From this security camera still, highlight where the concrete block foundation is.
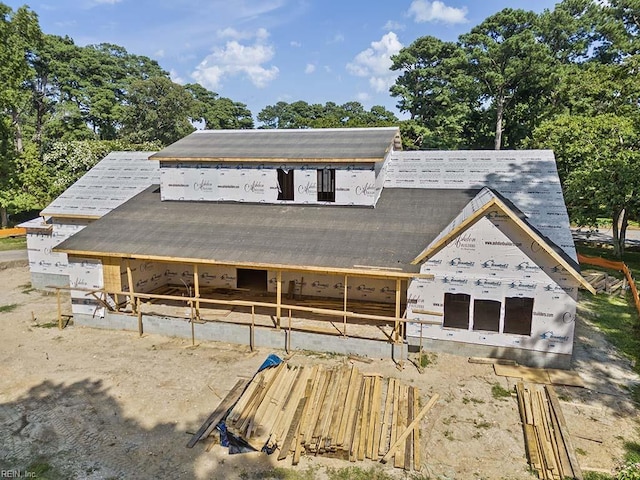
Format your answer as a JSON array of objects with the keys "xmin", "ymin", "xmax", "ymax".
[
  {"xmin": 407, "ymin": 335, "xmax": 572, "ymax": 369},
  {"xmin": 73, "ymin": 312, "xmax": 408, "ymax": 361}
]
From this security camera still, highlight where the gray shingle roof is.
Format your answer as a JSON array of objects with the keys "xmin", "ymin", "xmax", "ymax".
[
  {"xmin": 150, "ymin": 127, "xmax": 400, "ymax": 162},
  {"xmin": 54, "ymin": 186, "xmax": 479, "ymax": 273},
  {"xmin": 41, "ymin": 152, "xmax": 159, "ymax": 218}
]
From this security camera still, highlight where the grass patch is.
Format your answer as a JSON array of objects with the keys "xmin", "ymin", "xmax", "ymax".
[
  {"xmin": 327, "ymin": 466, "xmax": 400, "ymax": 480},
  {"xmin": 579, "ymin": 292, "xmax": 640, "ymax": 374},
  {"xmin": 474, "ymin": 420, "xmax": 492, "ymax": 429},
  {"xmin": 0, "ymin": 303, "xmax": 18, "ymax": 313},
  {"xmin": 0, "ymin": 236, "xmax": 26, "ymax": 251},
  {"xmin": 32, "ymin": 321, "xmax": 58, "ymax": 329},
  {"xmin": 240, "ymin": 467, "xmax": 315, "ymax": 480},
  {"xmin": 491, "ymin": 383, "xmax": 512, "ymax": 399},
  {"xmin": 462, "ymin": 396, "xmax": 485, "ymax": 405},
  {"xmin": 25, "ymin": 459, "xmax": 68, "ymax": 479},
  {"xmin": 419, "ymin": 352, "xmax": 437, "ymax": 368},
  {"xmin": 584, "ymin": 472, "xmax": 614, "ymax": 480}
]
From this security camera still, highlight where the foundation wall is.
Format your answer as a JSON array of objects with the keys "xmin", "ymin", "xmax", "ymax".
[{"xmin": 74, "ymin": 311, "xmax": 407, "ymax": 360}]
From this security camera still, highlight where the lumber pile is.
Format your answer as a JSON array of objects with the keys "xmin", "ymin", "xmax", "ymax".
[
  {"xmin": 192, "ymin": 361, "xmax": 439, "ymax": 470},
  {"xmin": 515, "ymin": 382, "xmax": 583, "ymax": 480}
]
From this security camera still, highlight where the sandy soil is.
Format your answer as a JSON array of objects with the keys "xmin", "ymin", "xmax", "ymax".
[{"xmin": 1, "ymin": 262, "xmax": 638, "ymax": 480}]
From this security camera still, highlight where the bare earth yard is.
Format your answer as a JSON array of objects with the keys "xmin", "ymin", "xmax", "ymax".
[{"xmin": 1, "ymin": 262, "xmax": 638, "ymax": 479}]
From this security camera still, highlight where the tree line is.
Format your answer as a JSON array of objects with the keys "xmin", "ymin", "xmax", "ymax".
[{"xmin": 1, "ymin": 1, "xmax": 639, "ymax": 255}]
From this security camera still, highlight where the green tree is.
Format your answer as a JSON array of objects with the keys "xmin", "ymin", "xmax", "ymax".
[
  {"xmin": 257, "ymin": 101, "xmax": 397, "ymax": 129},
  {"xmin": 531, "ymin": 114, "xmax": 639, "ymax": 257},
  {"xmin": 459, "ymin": 8, "xmax": 558, "ymax": 149},
  {"xmin": 0, "ymin": 4, "xmax": 43, "ymax": 226},
  {"xmin": 120, "ymin": 76, "xmax": 195, "ymax": 145},
  {"xmin": 185, "ymin": 83, "xmax": 253, "ymax": 129},
  {"xmin": 390, "ymin": 36, "xmax": 472, "ymax": 148},
  {"xmin": 43, "ymin": 139, "xmax": 162, "ymax": 197}
]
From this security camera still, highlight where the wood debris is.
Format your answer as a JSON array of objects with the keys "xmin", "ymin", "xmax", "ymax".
[
  {"xmin": 515, "ymin": 382, "xmax": 584, "ymax": 480},
  {"xmin": 190, "ymin": 360, "xmax": 439, "ymax": 471}
]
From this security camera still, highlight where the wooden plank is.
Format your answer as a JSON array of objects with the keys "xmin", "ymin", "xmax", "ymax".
[
  {"xmin": 378, "ymin": 377, "xmax": 395, "ymax": 457},
  {"xmin": 358, "ymin": 376, "xmax": 371, "ymax": 461},
  {"xmin": 394, "ymin": 384, "xmax": 408, "ymax": 469},
  {"xmin": 316, "ymin": 368, "xmax": 342, "ymax": 453},
  {"xmin": 310, "ymin": 369, "xmax": 334, "ymax": 449},
  {"xmin": 327, "ymin": 366, "xmax": 352, "ymax": 450},
  {"xmin": 371, "ymin": 377, "xmax": 383, "ymax": 459},
  {"xmin": 272, "ymin": 367, "xmax": 308, "ymax": 447},
  {"xmin": 277, "ymin": 396, "xmax": 307, "ymax": 461},
  {"xmin": 546, "ymin": 385, "xmax": 584, "ymax": 480},
  {"xmin": 468, "ymin": 357, "xmax": 517, "ymax": 366},
  {"xmin": 187, "ymin": 378, "xmax": 248, "ymax": 448},
  {"xmin": 293, "ymin": 378, "xmax": 315, "ymax": 465},
  {"xmin": 343, "ymin": 373, "xmax": 363, "ymax": 452},
  {"xmin": 366, "ymin": 376, "xmax": 380, "ymax": 459},
  {"xmin": 413, "ymin": 386, "xmax": 420, "ymax": 470},
  {"xmin": 405, "ymin": 386, "xmax": 414, "ymax": 470},
  {"xmin": 494, "ymin": 364, "xmax": 551, "ymax": 384},
  {"xmin": 547, "ymin": 369, "xmax": 585, "ymax": 388},
  {"xmin": 389, "ymin": 378, "xmax": 400, "ymax": 464},
  {"xmin": 348, "ymin": 378, "xmax": 366, "ymax": 462},
  {"xmin": 337, "ymin": 366, "xmax": 360, "ymax": 448},
  {"xmin": 381, "ymin": 393, "xmax": 439, "ymax": 464}
]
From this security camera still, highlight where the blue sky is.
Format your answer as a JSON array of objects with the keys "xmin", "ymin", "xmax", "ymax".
[{"xmin": 7, "ymin": 0, "xmax": 560, "ymax": 121}]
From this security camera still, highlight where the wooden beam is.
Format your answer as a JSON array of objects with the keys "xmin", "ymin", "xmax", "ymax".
[
  {"xmin": 276, "ymin": 270, "xmax": 282, "ymax": 329},
  {"xmin": 126, "ymin": 259, "xmax": 135, "ymax": 313},
  {"xmin": 187, "ymin": 378, "xmax": 248, "ymax": 448},
  {"xmin": 395, "ymin": 278, "xmax": 401, "ymax": 343},
  {"xmin": 343, "ymin": 275, "xmax": 348, "ymax": 337},
  {"xmin": 411, "ymin": 199, "xmax": 498, "ymax": 265},
  {"xmin": 381, "ymin": 393, "xmax": 439, "ymax": 464},
  {"xmin": 57, "ymin": 252, "xmax": 424, "ymax": 280},
  {"xmin": 193, "ymin": 263, "xmax": 200, "ymax": 318}
]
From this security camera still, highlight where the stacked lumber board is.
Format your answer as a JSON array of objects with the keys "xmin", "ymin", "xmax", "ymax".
[
  {"xmin": 194, "ymin": 361, "xmax": 438, "ymax": 470},
  {"xmin": 515, "ymin": 382, "xmax": 583, "ymax": 480}
]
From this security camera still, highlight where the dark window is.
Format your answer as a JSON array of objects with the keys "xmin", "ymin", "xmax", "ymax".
[
  {"xmin": 277, "ymin": 168, "xmax": 294, "ymax": 201},
  {"xmin": 473, "ymin": 299, "xmax": 501, "ymax": 332},
  {"xmin": 503, "ymin": 297, "xmax": 534, "ymax": 335},
  {"xmin": 317, "ymin": 168, "xmax": 335, "ymax": 202},
  {"xmin": 237, "ymin": 269, "xmax": 268, "ymax": 292},
  {"xmin": 443, "ymin": 293, "xmax": 470, "ymax": 329}
]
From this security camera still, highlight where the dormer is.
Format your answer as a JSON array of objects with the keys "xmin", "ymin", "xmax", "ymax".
[{"xmin": 150, "ymin": 127, "xmax": 401, "ymax": 207}]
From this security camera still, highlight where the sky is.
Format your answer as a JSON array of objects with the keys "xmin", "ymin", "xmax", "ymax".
[{"xmin": 6, "ymin": 0, "xmax": 561, "ymax": 122}]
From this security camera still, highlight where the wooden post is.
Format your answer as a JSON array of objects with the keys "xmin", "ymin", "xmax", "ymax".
[
  {"xmin": 190, "ymin": 301, "xmax": 195, "ymax": 346},
  {"xmin": 394, "ymin": 278, "xmax": 401, "ymax": 343},
  {"xmin": 276, "ymin": 270, "xmax": 282, "ymax": 329},
  {"xmin": 288, "ymin": 308, "xmax": 292, "ymax": 353},
  {"xmin": 126, "ymin": 259, "xmax": 135, "ymax": 313},
  {"xmin": 57, "ymin": 288, "xmax": 62, "ymax": 330},
  {"xmin": 250, "ymin": 305, "xmax": 255, "ymax": 352},
  {"xmin": 193, "ymin": 263, "xmax": 200, "ymax": 319},
  {"xmin": 343, "ymin": 275, "xmax": 348, "ymax": 337},
  {"xmin": 137, "ymin": 297, "xmax": 143, "ymax": 336}
]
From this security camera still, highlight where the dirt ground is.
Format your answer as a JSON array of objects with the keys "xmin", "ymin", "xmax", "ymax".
[{"xmin": 1, "ymin": 262, "xmax": 639, "ymax": 480}]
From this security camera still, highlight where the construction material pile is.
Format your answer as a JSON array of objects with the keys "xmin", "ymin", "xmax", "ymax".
[
  {"xmin": 189, "ymin": 358, "xmax": 439, "ymax": 471},
  {"xmin": 515, "ymin": 382, "xmax": 583, "ymax": 480}
]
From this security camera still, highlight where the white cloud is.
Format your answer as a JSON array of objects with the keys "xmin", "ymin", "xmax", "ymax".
[
  {"xmin": 329, "ymin": 33, "xmax": 345, "ymax": 44},
  {"xmin": 305, "ymin": 63, "xmax": 316, "ymax": 74},
  {"xmin": 93, "ymin": 0, "xmax": 122, "ymax": 4},
  {"xmin": 217, "ymin": 27, "xmax": 269, "ymax": 41},
  {"xmin": 192, "ymin": 30, "xmax": 279, "ymax": 89},
  {"xmin": 407, "ymin": 0, "xmax": 468, "ymax": 24},
  {"xmin": 346, "ymin": 32, "xmax": 403, "ymax": 93},
  {"xmin": 383, "ymin": 20, "xmax": 405, "ymax": 31},
  {"xmin": 290, "ymin": 40, "xmax": 302, "ymax": 48},
  {"xmin": 356, "ymin": 92, "xmax": 371, "ymax": 102},
  {"xmin": 170, "ymin": 69, "xmax": 185, "ymax": 85},
  {"xmin": 155, "ymin": 49, "xmax": 165, "ymax": 59}
]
